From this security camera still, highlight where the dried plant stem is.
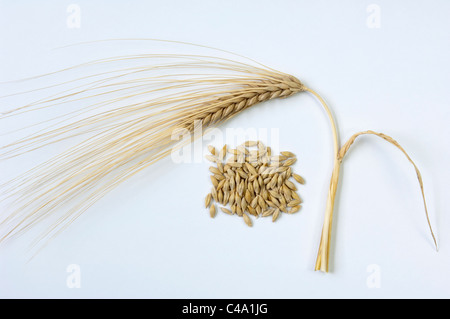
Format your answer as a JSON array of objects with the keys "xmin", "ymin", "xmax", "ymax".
[
  {"xmin": 314, "ymin": 128, "xmax": 438, "ymax": 273},
  {"xmin": 338, "ymin": 131, "xmax": 438, "ymax": 249},
  {"xmin": 303, "ymin": 88, "xmax": 341, "ymax": 273}
]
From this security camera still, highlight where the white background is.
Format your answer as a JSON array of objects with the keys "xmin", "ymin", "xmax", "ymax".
[{"xmin": 0, "ymin": 0, "xmax": 449, "ymax": 298}]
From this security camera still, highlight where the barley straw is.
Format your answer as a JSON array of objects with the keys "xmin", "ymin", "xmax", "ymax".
[{"xmin": 302, "ymin": 88, "xmax": 437, "ymax": 272}]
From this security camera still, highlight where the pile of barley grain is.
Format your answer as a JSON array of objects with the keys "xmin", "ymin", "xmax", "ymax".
[{"xmin": 204, "ymin": 141, "xmax": 305, "ymax": 227}]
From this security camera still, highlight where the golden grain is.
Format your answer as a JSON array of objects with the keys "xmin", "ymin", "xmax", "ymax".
[
  {"xmin": 281, "ymin": 151, "xmax": 296, "ymax": 158},
  {"xmin": 221, "ymin": 207, "xmax": 233, "ymax": 215},
  {"xmin": 292, "ymin": 173, "xmax": 305, "ymax": 184},
  {"xmin": 209, "ymin": 204, "xmax": 216, "ymax": 218},
  {"xmin": 208, "ymin": 145, "xmax": 217, "ymax": 156},
  {"xmin": 288, "ymin": 199, "xmax": 301, "ymax": 207},
  {"xmin": 210, "ymin": 175, "xmax": 219, "ymax": 188},
  {"xmin": 211, "ymin": 187, "xmax": 218, "ymax": 202},
  {"xmin": 262, "ymin": 209, "xmax": 274, "ymax": 217},
  {"xmin": 205, "ymin": 193, "xmax": 212, "ymax": 208},
  {"xmin": 215, "ymin": 174, "xmax": 225, "ymax": 181},
  {"xmin": 283, "ymin": 158, "xmax": 297, "ymax": 167},
  {"xmin": 289, "ymin": 205, "xmax": 301, "ymax": 214},
  {"xmin": 247, "ymin": 206, "xmax": 257, "ymax": 216},
  {"xmin": 285, "ymin": 180, "xmax": 297, "ymax": 191},
  {"xmin": 243, "ymin": 213, "xmax": 252, "ymax": 227},
  {"xmin": 272, "ymin": 209, "xmax": 280, "ymax": 222},
  {"xmin": 205, "ymin": 155, "xmax": 218, "ymax": 163}
]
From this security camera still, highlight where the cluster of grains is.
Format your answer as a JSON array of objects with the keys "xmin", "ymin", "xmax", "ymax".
[{"xmin": 204, "ymin": 141, "xmax": 305, "ymax": 227}]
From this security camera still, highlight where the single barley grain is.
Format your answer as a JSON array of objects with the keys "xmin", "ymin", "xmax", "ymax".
[
  {"xmin": 221, "ymin": 207, "xmax": 233, "ymax": 215},
  {"xmin": 289, "ymin": 205, "xmax": 301, "ymax": 214},
  {"xmin": 205, "ymin": 193, "xmax": 212, "ymax": 208},
  {"xmin": 243, "ymin": 213, "xmax": 253, "ymax": 227},
  {"xmin": 272, "ymin": 208, "xmax": 280, "ymax": 222},
  {"xmin": 292, "ymin": 173, "xmax": 305, "ymax": 184},
  {"xmin": 210, "ymin": 204, "xmax": 216, "ymax": 218}
]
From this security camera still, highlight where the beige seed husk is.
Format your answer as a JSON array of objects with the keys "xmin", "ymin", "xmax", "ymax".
[
  {"xmin": 265, "ymin": 200, "xmax": 275, "ymax": 208},
  {"xmin": 241, "ymin": 198, "xmax": 247, "ymax": 212},
  {"xmin": 261, "ymin": 189, "xmax": 269, "ymax": 201},
  {"xmin": 257, "ymin": 196, "xmax": 266, "ymax": 210},
  {"xmin": 237, "ymin": 145, "xmax": 249, "ymax": 155},
  {"xmin": 247, "ymin": 206, "xmax": 257, "ymax": 216},
  {"xmin": 262, "ymin": 209, "xmax": 274, "ymax": 217},
  {"xmin": 279, "ymin": 196, "xmax": 287, "ymax": 208},
  {"xmin": 229, "ymin": 177, "xmax": 235, "ymax": 190},
  {"xmin": 210, "ymin": 175, "xmax": 219, "ymax": 188},
  {"xmin": 288, "ymin": 199, "xmax": 301, "ymax": 207},
  {"xmin": 283, "ymin": 158, "xmax": 297, "ymax": 167},
  {"xmin": 238, "ymin": 180, "xmax": 245, "ymax": 196},
  {"xmin": 245, "ymin": 190, "xmax": 252, "ymax": 204},
  {"xmin": 223, "ymin": 180, "xmax": 230, "ymax": 191},
  {"xmin": 205, "ymin": 155, "xmax": 218, "ymax": 163},
  {"xmin": 205, "ymin": 193, "xmax": 212, "ymax": 208},
  {"xmin": 244, "ymin": 141, "xmax": 258, "ymax": 147},
  {"xmin": 270, "ymin": 196, "xmax": 281, "ymax": 208},
  {"xmin": 208, "ymin": 145, "xmax": 217, "ymax": 156},
  {"xmin": 215, "ymin": 174, "xmax": 225, "ymax": 181},
  {"xmin": 292, "ymin": 173, "xmax": 305, "ymax": 184},
  {"xmin": 221, "ymin": 207, "xmax": 233, "ymax": 215},
  {"xmin": 236, "ymin": 204, "xmax": 243, "ymax": 217},
  {"xmin": 211, "ymin": 187, "xmax": 218, "ymax": 202},
  {"xmin": 269, "ymin": 189, "xmax": 280, "ymax": 199},
  {"xmin": 217, "ymin": 179, "xmax": 225, "ymax": 190},
  {"xmin": 253, "ymin": 179, "xmax": 260, "ymax": 194},
  {"xmin": 247, "ymin": 181, "xmax": 254, "ymax": 194},
  {"xmin": 281, "ymin": 151, "xmax": 296, "ymax": 158},
  {"xmin": 283, "ymin": 191, "xmax": 292, "ymax": 202},
  {"xmin": 286, "ymin": 167, "xmax": 292, "ymax": 177},
  {"xmin": 250, "ymin": 196, "xmax": 258, "ymax": 208},
  {"xmin": 237, "ymin": 169, "xmax": 248, "ymax": 179},
  {"xmin": 229, "ymin": 192, "xmax": 235, "ymax": 206},
  {"xmin": 209, "ymin": 165, "xmax": 221, "ymax": 175},
  {"xmin": 285, "ymin": 180, "xmax": 297, "ymax": 191},
  {"xmin": 243, "ymin": 213, "xmax": 252, "ymax": 227},
  {"xmin": 209, "ymin": 204, "xmax": 216, "ymax": 218},
  {"xmin": 245, "ymin": 162, "xmax": 258, "ymax": 175},
  {"xmin": 289, "ymin": 205, "xmax": 301, "ymax": 214},
  {"xmin": 218, "ymin": 190, "xmax": 224, "ymax": 204},
  {"xmin": 223, "ymin": 191, "xmax": 230, "ymax": 205},
  {"xmin": 277, "ymin": 175, "xmax": 284, "ymax": 188},
  {"xmin": 220, "ymin": 145, "xmax": 227, "ymax": 158},
  {"xmin": 272, "ymin": 209, "xmax": 280, "ymax": 222},
  {"xmin": 276, "ymin": 166, "xmax": 289, "ymax": 173}
]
